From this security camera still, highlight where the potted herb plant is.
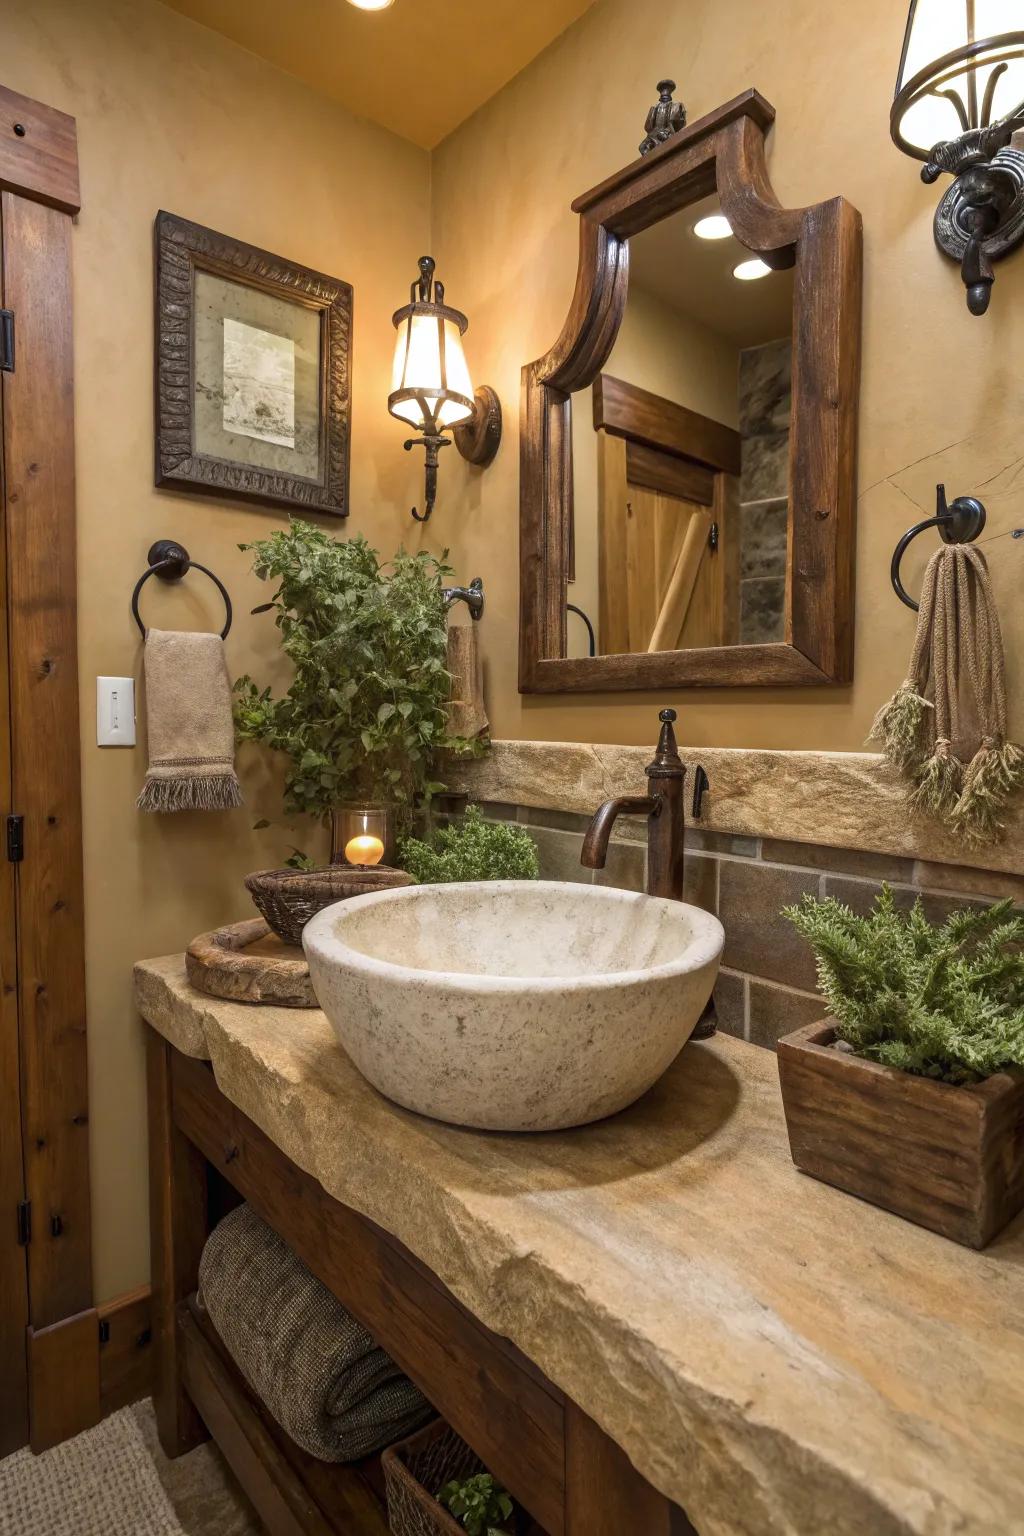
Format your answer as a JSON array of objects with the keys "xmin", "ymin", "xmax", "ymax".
[
  {"xmin": 777, "ymin": 885, "xmax": 1024, "ymax": 1248},
  {"xmin": 233, "ymin": 521, "xmax": 481, "ymax": 862},
  {"xmin": 399, "ymin": 807, "xmax": 539, "ymax": 883}
]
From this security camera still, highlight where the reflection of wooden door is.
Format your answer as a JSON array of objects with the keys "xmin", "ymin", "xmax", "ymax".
[{"xmin": 594, "ymin": 375, "xmax": 741, "ymax": 654}]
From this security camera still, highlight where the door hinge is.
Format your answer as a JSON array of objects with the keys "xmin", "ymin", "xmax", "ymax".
[
  {"xmin": 6, "ymin": 815, "xmax": 24, "ymax": 863},
  {"xmin": 16, "ymin": 1200, "xmax": 31, "ymax": 1246},
  {"xmin": 0, "ymin": 310, "xmax": 13, "ymax": 373}
]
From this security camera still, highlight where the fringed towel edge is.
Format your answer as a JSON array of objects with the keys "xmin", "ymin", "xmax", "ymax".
[{"xmin": 137, "ymin": 772, "xmax": 242, "ymax": 814}]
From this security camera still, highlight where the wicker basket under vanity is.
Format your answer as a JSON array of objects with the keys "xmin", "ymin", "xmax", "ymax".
[
  {"xmin": 382, "ymin": 1418, "xmax": 498, "ymax": 1536},
  {"xmin": 244, "ymin": 866, "xmax": 413, "ymax": 946}
]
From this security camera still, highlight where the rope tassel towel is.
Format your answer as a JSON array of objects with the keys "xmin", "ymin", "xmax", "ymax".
[
  {"xmin": 137, "ymin": 628, "xmax": 242, "ymax": 813},
  {"xmin": 869, "ymin": 544, "xmax": 1024, "ymax": 843}
]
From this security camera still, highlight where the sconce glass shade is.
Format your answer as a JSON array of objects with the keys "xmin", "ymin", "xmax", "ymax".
[
  {"xmin": 388, "ymin": 257, "xmax": 475, "ymax": 433},
  {"xmin": 892, "ymin": 1, "xmax": 1024, "ymax": 159}
]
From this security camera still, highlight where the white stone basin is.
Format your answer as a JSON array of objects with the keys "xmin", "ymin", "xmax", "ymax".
[{"xmin": 303, "ymin": 880, "xmax": 723, "ymax": 1132}]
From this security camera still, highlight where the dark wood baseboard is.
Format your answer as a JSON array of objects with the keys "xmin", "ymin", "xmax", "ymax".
[
  {"xmin": 25, "ymin": 1286, "xmax": 153, "ymax": 1452},
  {"xmin": 28, "ymin": 1310, "xmax": 100, "ymax": 1453},
  {"xmin": 100, "ymin": 1284, "xmax": 154, "ymax": 1416}
]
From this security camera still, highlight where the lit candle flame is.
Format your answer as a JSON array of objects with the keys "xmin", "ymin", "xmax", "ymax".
[{"xmin": 345, "ymin": 834, "xmax": 385, "ymax": 867}]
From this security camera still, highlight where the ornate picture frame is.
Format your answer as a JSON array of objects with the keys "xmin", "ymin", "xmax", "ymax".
[{"xmin": 155, "ymin": 211, "xmax": 352, "ymax": 516}]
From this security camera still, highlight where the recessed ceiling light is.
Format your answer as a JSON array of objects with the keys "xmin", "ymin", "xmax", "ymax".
[
  {"xmin": 693, "ymin": 214, "xmax": 732, "ymax": 240},
  {"xmin": 733, "ymin": 258, "xmax": 771, "ymax": 281},
  {"xmin": 346, "ymin": 0, "xmax": 394, "ymax": 9}
]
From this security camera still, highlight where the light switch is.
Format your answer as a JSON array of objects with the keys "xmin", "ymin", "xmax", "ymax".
[{"xmin": 96, "ymin": 676, "xmax": 136, "ymax": 747}]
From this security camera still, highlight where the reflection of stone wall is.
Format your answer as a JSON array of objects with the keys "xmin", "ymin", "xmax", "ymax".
[{"xmin": 738, "ymin": 340, "xmax": 791, "ymax": 644}]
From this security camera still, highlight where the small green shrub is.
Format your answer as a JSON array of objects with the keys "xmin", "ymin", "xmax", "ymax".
[
  {"xmin": 233, "ymin": 521, "xmax": 482, "ymax": 825},
  {"xmin": 438, "ymin": 1473, "xmax": 514, "ymax": 1536},
  {"xmin": 398, "ymin": 807, "xmax": 539, "ymax": 884},
  {"xmin": 784, "ymin": 884, "xmax": 1024, "ymax": 1084}
]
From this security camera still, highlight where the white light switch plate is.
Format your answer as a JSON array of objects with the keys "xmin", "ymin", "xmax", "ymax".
[{"xmin": 96, "ymin": 676, "xmax": 136, "ymax": 747}]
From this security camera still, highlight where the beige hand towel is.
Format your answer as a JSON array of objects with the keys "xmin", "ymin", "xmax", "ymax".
[
  {"xmin": 137, "ymin": 628, "xmax": 242, "ymax": 813},
  {"xmin": 446, "ymin": 623, "xmax": 489, "ymax": 739}
]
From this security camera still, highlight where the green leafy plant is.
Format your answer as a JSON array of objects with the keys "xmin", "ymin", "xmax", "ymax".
[
  {"xmin": 233, "ymin": 521, "xmax": 482, "ymax": 827},
  {"xmin": 784, "ymin": 885, "xmax": 1024, "ymax": 1084},
  {"xmin": 438, "ymin": 1473, "xmax": 514, "ymax": 1536},
  {"xmin": 399, "ymin": 807, "xmax": 539, "ymax": 883}
]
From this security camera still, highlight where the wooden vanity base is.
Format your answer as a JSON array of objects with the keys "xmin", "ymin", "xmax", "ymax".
[{"xmin": 147, "ymin": 1029, "xmax": 696, "ymax": 1536}]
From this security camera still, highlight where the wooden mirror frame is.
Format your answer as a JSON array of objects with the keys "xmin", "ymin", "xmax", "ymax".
[{"xmin": 519, "ymin": 89, "xmax": 863, "ymax": 692}]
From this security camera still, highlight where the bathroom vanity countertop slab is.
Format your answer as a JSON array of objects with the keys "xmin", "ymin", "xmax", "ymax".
[{"xmin": 134, "ymin": 955, "xmax": 1024, "ymax": 1536}]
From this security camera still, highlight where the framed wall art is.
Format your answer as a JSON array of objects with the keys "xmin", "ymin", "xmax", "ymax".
[{"xmin": 155, "ymin": 211, "xmax": 352, "ymax": 516}]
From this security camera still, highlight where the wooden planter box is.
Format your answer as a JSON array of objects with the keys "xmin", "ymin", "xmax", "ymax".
[{"xmin": 777, "ymin": 1021, "xmax": 1024, "ymax": 1249}]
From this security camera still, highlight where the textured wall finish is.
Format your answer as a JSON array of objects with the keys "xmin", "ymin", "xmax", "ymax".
[
  {"xmin": 430, "ymin": 0, "xmax": 1024, "ymax": 749},
  {"xmin": 458, "ymin": 802, "xmax": 1022, "ymax": 1053},
  {"xmin": 2, "ymin": 0, "xmax": 432, "ymax": 1301},
  {"xmin": 451, "ymin": 740, "xmax": 1024, "ymax": 877}
]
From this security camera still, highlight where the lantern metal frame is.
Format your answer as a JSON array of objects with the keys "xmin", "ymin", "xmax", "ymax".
[
  {"xmin": 388, "ymin": 256, "xmax": 501, "ymax": 522},
  {"xmin": 890, "ymin": 7, "xmax": 1024, "ymax": 315}
]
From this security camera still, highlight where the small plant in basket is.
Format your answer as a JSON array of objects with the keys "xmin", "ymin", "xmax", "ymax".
[{"xmin": 438, "ymin": 1473, "xmax": 515, "ymax": 1536}]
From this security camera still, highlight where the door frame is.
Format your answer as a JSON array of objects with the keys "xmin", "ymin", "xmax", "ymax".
[{"xmin": 0, "ymin": 81, "xmax": 97, "ymax": 1454}]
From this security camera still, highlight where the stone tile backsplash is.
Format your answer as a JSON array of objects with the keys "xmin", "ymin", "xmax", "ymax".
[{"xmin": 468, "ymin": 799, "xmax": 1023, "ymax": 1053}]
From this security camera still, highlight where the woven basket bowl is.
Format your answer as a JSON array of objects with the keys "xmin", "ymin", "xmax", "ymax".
[
  {"xmin": 382, "ymin": 1418, "xmax": 490, "ymax": 1536},
  {"xmin": 244, "ymin": 865, "xmax": 413, "ymax": 947}
]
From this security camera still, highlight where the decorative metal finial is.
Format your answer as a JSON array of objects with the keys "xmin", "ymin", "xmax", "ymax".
[
  {"xmin": 414, "ymin": 255, "xmax": 436, "ymax": 302},
  {"xmin": 640, "ymin": 79, "xmax": 686, "ymax": 156}
]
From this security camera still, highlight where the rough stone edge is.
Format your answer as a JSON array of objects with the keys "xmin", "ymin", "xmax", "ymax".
[
  {"xmin": 449, "ymin": 742, "xmax": 1024, "ymax": 878},
  {"xmin": 134, "ymin": 958, "xmax": 990, "ymax": 1536}
]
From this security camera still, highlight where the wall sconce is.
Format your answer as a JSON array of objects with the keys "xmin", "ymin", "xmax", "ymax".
[
  {"xmin": 388, "ymin": 255, "xmax": 501, "ymax": 521},
  {"xmin": 891, "ymin": 2, "xmax": 1024, "ymax": 315}
]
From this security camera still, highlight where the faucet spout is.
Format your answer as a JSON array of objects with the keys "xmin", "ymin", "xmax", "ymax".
[
  {"xmin": 580, "ymin": 709, "xmax": 689, "ymax": 903},
  {"xmin": 580, "ymin": 709, "xmax": 716, "ymax": 1037},
  {"xmin": 580, "ymin": 795, "xmax": 659, "ymax": 870}
]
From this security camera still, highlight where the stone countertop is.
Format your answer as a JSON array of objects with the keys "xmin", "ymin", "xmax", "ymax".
[{"xmin": 134, "ymin": 956, "xmax": 1024, "ymax": 1536}]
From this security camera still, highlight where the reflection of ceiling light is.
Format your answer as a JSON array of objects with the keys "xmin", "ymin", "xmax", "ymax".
[
  {"xmin": 693, "ymin": 214, "xmax": 732, "ymax": 240},
  {"xmin": 733, "ymin": 258, "xmax": 771, "ymax": 281},
  {"xmin": 346, "ymin": 0, "xmax": 394, "ymax": 9}
]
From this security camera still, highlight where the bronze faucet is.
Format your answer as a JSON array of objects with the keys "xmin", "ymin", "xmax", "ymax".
[
  {"xmin": 581, "ymin": 708, "xmax": 686, "ymax": 899},
  {"xmin": 582, "ymin": 708, "xmax": 716, "ymax": 1038}
]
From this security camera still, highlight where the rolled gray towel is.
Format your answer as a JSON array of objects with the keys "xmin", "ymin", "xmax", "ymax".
[{"xmin": 198, "ymin": 1203, "xmax": 432, "ymax": 1461}]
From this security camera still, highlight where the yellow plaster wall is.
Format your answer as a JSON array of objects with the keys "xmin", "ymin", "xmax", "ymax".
[
  {"xmin": 431, "ymin": 0, "xmax": 1024, "ymax": 750},
  {"xmin": 3, "ymin": 0, "xmax": 434, "ymax": 1300},
  {"xmin": 6, "ymin": 0, "xmax": 1024, "ymax": 1305}
]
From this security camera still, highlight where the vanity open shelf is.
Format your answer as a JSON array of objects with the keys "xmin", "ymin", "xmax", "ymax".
[
  {"xmin": 149, "ymin": 1034, "xmax": 687, "ymax": 1536},
  {"xmin": 137, "ymin": 954, "xmax": 1024, "ymax": 1536}
]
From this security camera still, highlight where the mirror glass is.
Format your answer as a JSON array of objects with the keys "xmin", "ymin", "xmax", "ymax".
[{"xmin": 568, "ymin": 193, "xmax": 794, "ymax": 659}]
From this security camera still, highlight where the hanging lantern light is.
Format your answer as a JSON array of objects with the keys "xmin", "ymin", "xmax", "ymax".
[{"xmin": 388, "ymin": 256, "xmax": 501, "ymax": 521}]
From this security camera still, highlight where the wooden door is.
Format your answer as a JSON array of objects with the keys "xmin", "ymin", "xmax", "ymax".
[
  {"xmin": 593, "ymin": 376, "xmax": 741, "ymax": 655},
  {"xmin": 0, "ymin": 83, "xmax": 91, "ymax": 1455},
  {"xmin": 0, "ymin": 193, "xmax": 30, "ymax": 1453}
]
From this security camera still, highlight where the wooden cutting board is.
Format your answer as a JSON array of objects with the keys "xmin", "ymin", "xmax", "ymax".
[{"xmin": 186, "ymin": 917, "xmax": 319, "ymax": 1008}]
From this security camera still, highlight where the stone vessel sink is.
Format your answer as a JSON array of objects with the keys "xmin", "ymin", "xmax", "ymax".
[{"xmin": 303, "ymin": 881, "xmax": 723, "ymax": 1132}]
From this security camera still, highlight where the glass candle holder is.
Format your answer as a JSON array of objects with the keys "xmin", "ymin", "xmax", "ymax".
[{"xmin": 330, "ymin": 803, "xmax": 396, "ymax": 867}]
